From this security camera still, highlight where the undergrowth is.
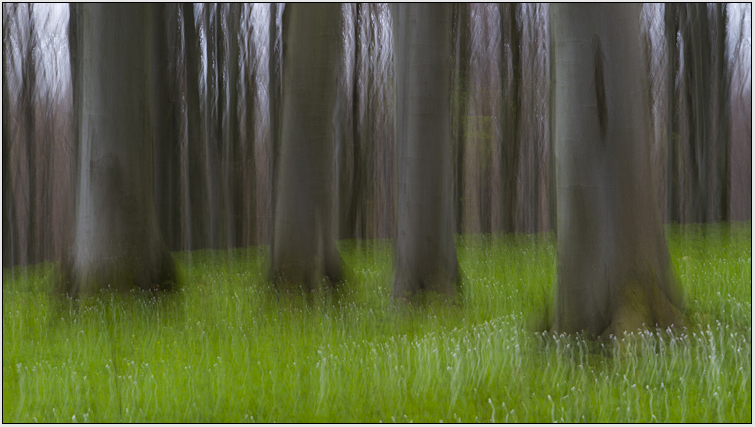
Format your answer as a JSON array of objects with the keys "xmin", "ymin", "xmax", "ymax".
[{"xmin": 3, "ymin": 222, "xmax": 751, "ymax": 422}]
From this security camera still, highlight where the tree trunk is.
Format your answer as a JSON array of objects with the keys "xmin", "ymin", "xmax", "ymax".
[
  {"xmin": 60, "ymin": 4, "xmax": 176, "ymax": 295},
  {"xmin": 151, "ymin": 3, "xmax": 181, "ymax": 251},
  {"xmin": 271, "ymin": 4, "xmax": 342, "ymax": 289},
  {"xmin": 453, "ymin": 3, "xmax": 470, "ymax": 235},
  {"xmin": 551, "ymin": 4, "xmax": 684, "ymax": 337},
  {"xmin": 220, "ymin": 4, "xmax": 241, "ymax": 248},
  {"xmin": 665, "ymin": 3, "xmax": 680, "ymax": 223},
  {"xmin": 500, "ymin": 3, "xmax": 522, "ymax": 234},
  {"xmin": 392, "ymin": 4, "xmax": 459, "ymax": 300},
  {"xmin": 712, "ymin": 4, "xmax": 729, "ymax": 222},
  {"xmin": 2, "ymin": 5, "xmax": 12, "ymax": 267},
  {"xmin": 268, "ymin": 3, "xmax": 281, "ymax": 246},
  {"xmin": 182, "ymin": 3, "xmax": 210, "ymax": 251}
]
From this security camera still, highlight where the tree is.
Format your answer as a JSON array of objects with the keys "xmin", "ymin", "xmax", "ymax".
[
  {"xmin": 151, "ymin": 4, "xmax": 182, "ymax": 251},
  {"xmin": 550, "ymin": 4, "xmax": 684, "ymax": 337},
  {"xmin": 2, "ymin": 4, "xmax": 12, "ymax": 267},
  {"xmin": 392, "ymin": 4, "xmax": 460, "ymax": 300},
  {"xmin": 59, "ymin": 4, "xmax": 176, "ymax": 295},
  {"xmin": 182, "ymin": 3, "xmax": 211, "ymax": 252},
  {"xmin": 270, "ymin": 4, "xmax": 342, "ymax": 289},
  {"xmin": 499, "ymin": 3, "xmax": 522, "ymax": 234}
]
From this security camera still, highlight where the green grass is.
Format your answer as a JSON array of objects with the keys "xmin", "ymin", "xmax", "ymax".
[{"xmin": 3, "ymin": 222, "xmax": 751, "ymax": 422}]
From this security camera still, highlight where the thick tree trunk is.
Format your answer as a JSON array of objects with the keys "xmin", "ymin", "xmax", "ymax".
[
  {"xmin": 60, "ymin": 4, "xmax": 176, "ymax": 295},
  {"xmin": 551, "ymin": 4, "xmax": 684, "ymax": 337},
  {"xmin": 271, "ymin": 4, "xmax": 342, "ymax": 289},
  {"xmin": 392, "ymin": 4, "xmax": 459, "ymax": 300}
]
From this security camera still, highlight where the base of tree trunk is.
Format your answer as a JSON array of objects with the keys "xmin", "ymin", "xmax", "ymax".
[
  {"xmin": 56, "ymin": 249, "xmax": 178, "ymax": 298},
  {"xmin": 551, "ymin": 269, "xmax": 687, "ymax": 340},
  {"xmin": 392, "ymin": 266, "xmax": 461, "ymax": 304},
  {"xmin": 598, "ymin": 275, "xmax": 687, "ymax": 340},
  {"xmin": 269, "ymin": 254, "xmax": 344, "ymax": 294}
]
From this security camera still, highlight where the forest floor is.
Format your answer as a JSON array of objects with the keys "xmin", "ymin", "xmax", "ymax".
[{"xmin": 3, "ymin": 222, "xmax": 751, "ymax": 422}]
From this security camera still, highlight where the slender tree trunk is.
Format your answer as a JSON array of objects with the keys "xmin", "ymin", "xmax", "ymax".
[
  {"xmin": 392, "ymin": 4, "xmax": 459, "ymax": 300},
  {"xmin": 268, "ymin": 2, "xmax": 281, "ymax": 247},
  {"xmin": 21, "ymin": 5, "xmax": 37, "ymax": 265},
  {"xmin": 2, "ymin": 5, "xmax": 12, "ymax": 267},
  {"xmin": 271, "ymin": 4, "xmax": 342, "ymax": 289},
  {"xmin": 347, "ymin": 3, "xmax": 363, "ymax": 240},
  {"xmin": 712, "ymin": 4, "xmax": 729, "ymax": 222},
  {"xmin": 551, "ymin": 4, "xmax": 684, "ymax": 337},
  {"xmin": 59, "ymin": 4, "xmax": 176, "ymax": 295},
  {"xmin": 204, "ymin": 4, "xmax": 223, "ymax": 249},
  {"xmin": 680, "ymin": 4, "xmax": 711, "ymax": 224},
  {"xmin": 182, "ymin": 3, "xmax": 210, "ymax": 251},
  {"xmin": 239, "ymin": 4, "xmax": 257, "ymax": 247},
  {"xmin": 220, "ymin": 4, "xmax": 241, "ymax": 248},
  {"xmin": 500, "ymin": 3, "xmax": 522, "ymax": 234},
  {"xmin": 665, "ymin": 3, "xmax": 679, "ymax": 223},
  {"xmin": 454, "ymin": 4, "xmax": 469, "ymax": 235},
  {"xmin": 151, "ymin": 3, "xmax": 180, "ymax": 251}
]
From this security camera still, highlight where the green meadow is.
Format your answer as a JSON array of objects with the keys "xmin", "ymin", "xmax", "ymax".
[{"xmin": 3, "ymin": 223, "xmax": 751, "ymax": 422}]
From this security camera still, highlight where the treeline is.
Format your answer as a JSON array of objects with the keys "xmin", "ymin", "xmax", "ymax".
[{"xmin": 2, "ymin": 3, "xmax": 751, "ymax": 268}]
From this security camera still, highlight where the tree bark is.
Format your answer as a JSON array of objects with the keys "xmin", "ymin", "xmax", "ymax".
[
  {"xmin": 2, "ymin": 4, "xmax": 12, "ymax": 267},
  {"xmin": 500, "ymin": 3, "xmax": 522, "ymax": 234},
  {"xmin": 220, "ymin": 4, "xmax": 241, "ymax": 248},
  {"xmin": 665, "ymin": 3, "xmax": 680, "ymax": 223},
  {"xmin": 551, "ymin": 4, "xmax": 684, "ymax": 337},
  {"xmin": 151, "ymin": 3, "xmax": 181, "ymax": 251},
  {"xmin": 182, "ymin": 3, "xmax": 210, "ymax": 251},
  {"xmin": 392, "ymin": 4, "xmax": 459, "ymax": 300},
  {"xmin": 271, "ymin": 4, "xmax": 342, "ymax": 289},
  {"xmin": 453, "ymin": 4, "xmax": 470, "ymax": 236},
  {"xmin": 268, "ymin": 3, "xmax": 281, "ymax": 247},
  {"xmin": 60, "ymin": 4, "xmax": 176, "ymax": 295}
]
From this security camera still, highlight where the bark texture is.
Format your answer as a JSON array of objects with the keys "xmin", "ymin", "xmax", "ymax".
[
  {"xmin": 271, "ymin": 4, "xmax": 342, "ymax": 289},
  {"xmin": 551, "ymin": 4, "xmax": 684, "ymax": 337},
  {"xmin": 392, "ymin": 4, "xmax": 460, "ymax": 300},
  {"xmin": 60, "ymin": 4, "xmax": 176, "ymax": 296}
]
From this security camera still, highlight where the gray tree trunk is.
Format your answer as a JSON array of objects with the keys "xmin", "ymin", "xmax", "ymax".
[
  {"xmin": 182, "ymin": 3, "xmax": 210, "ymax": 251},
  {"xmin": 220, "ymin": 4, "xmax": 241, "ymax": 248},
  {"xmin": 271, "ymin": 4, "xmax": 342, "ymax": 289},
  {"xmin": 151, "ymin": 3, "xmax": 181, "ymax": 251},
  {"xmin": 665, "ymin": 4, "xmax": 680, "ymax": 223},
  {"xmin": 453, "ymin": 3, "xmax": 470, "ymax": 235},
  {"xmin": 2, "ymin": 5, "xmax": 12, "ymax": 267},
  {"xmin": 60, "ymin": 4, "xmax": 176, "ymax": 295},
  {"xmin": 551, "ymin": 4, "xmax": 684, "ymax": 337},
  {"xmin": 500, "ymin": 3, "xmax": 522, "ymax": 234},
  {"xmin": 268, "ymin": 3, "xmax": 281, "ymax": 246},
  {"xmin": 392, "ymin": 4, "xmax": 459, "ymax": 300}
]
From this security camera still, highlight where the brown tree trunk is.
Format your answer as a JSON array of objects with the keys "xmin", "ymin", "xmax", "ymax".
[
  {"xmin": 392, "ymin": 4, "xmax": 459, "ymax": 300},
  {"xmin": 271, "ymin": 4, "xmax": 342, "ymax": 289},
  {"xmin": 551, "ymin": 4, "xmax": 684, "ymax": 337},
  {"xmin": 59, "ymin": 4, "xmax": 176, "ymax": 296},
  {"xmin": 182, "ymin": 3, "xmax": 210, "ymax": 251},
  {"xmin": 500, "ymin": 3, "xmax": 522, "ymax": 234}
]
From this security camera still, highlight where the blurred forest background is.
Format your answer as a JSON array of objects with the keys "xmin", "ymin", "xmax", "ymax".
[{"xmin": 2, "ymin": 3, "xmax": 751, "ymax": 268}]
